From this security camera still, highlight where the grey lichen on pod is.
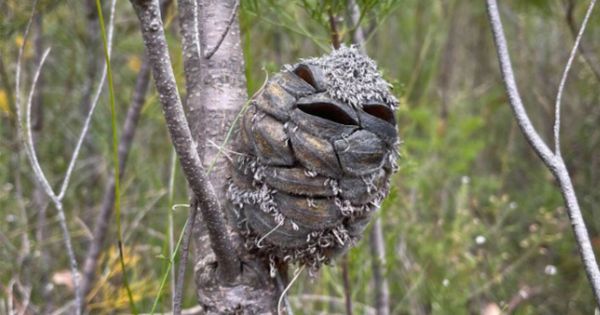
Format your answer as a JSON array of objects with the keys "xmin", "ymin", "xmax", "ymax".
[{"xmin": 227, "ymin": 45, "xmax": 399, "ymax": 273}]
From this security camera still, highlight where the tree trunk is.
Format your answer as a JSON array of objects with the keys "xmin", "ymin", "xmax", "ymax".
[{"xmin": 190, "ymin": 1, "xmax": 280, "ymax": 313}]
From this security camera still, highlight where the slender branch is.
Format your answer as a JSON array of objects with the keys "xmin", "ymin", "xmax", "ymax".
[
  {"xmin": 203, "ymin": 0, "xmax": 240, "ymax": 59},
  {"xmin": 369, "ymin": 220, "xmax": 389, "ymax": 315},
  {"xmin": 554, "ymin": 0, "xmax": 596, "ymax": 155},
  {"xmin": 129, "ymin": 0, "xmax": 241, "ymax": 283},
  {"xmin": 14, "ymin": 1, "xmax": 117, "ymax": 312},
  {"xmin": 17, "ymin": 46, "xmax": 83, "ymax": 315},
  {"xmin": 348, "ymin": 0, "xmax": 366, "ymax": 51},
  {"xmin": 177, "ymin": 0, "xmax": 204, "ymax": 157},
  {"xmin": 486, "ymin": 0, "xmax": 600, "ymax": 305},
  {"xmin": 484, "ymin": 0, "xmax": 555, "ymax": 165},
  {"xmin": 23, "ymin": 49, "xmax": 55, "ymax": 200},
  {"xmin": 178, "ymin": 0, "xmax": 247, "ymax": 291},
  {"xmin": 174, "ymin": 2, "xmax": 202, "ymax": 306},
  {"xmin": 275, "ymin": 272, "xmax": 293, "ymax": 315},
  {"xmin": 57, "ymin": 0, "xmax": 117, "ymax": 201},
  {"xmin": 173, "ymin": 199, "xmax": 198, "ymax": 315},
  {"xmin": 15, "ymin": 1, "xmax": 37, "ymax": 131},
  {"xmin": 167, "ymin": 150, "xmax": 177, "ymax": 309},
  {"xmin": 565, "ymin": 0, "xmax": 600, "ymax": 82},
  {"xmin": 328, "ymin": 9, "xmax": 341, "ymax": 49},
  {"xmin": 341, "ymin": 256, "xmax": 353, "ymax": 315},
  {"xmin": 30, "ymin": 12, "xmax": 53, "ymax": 313},
  {"xmin": 31, "ymin": 12, "xmax": 44, "ymax": 132}
]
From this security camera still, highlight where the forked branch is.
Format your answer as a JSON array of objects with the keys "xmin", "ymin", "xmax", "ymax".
[
  {"xmin": 14, "ymin": 0, "xmax": 117, "ymax": 312},
  {"xmin": 129, "ymin": 0, "xmax": 241, "ymax": 283},
  {"xmin": 485, "ymin": 0, "xmax": 600, "ymax": 305},
  {"xmin": 553, "ymin": 0, "xmax": 597, "ymax": 155},
  {"xmin": 565, "ymin": 0, "xmax": 600, "ymax": 82}
]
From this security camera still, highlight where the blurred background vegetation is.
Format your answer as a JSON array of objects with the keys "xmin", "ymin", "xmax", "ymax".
[{"xmin": 1, "ymin": 0, "xmax": 600, "ymax": 314}]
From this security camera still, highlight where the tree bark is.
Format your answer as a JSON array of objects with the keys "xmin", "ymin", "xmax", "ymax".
[
  {"xmin": 129, "ymin": 0, "xmax": 280, "ymax": 312},
  {"xmin": 485, "ymin": 0, "xmax": 600, "ymax": 305},
  {"xmin": 191, "ymin": 0, "xmax": 280, "ymax": 313}
]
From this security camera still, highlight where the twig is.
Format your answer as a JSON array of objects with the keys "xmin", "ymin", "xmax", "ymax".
[
  {"xmin": 14, "ymin": 0, "xmax": 118, "ymax": 313},
  {"xmin": 57, "ymin": 0, "xmax": 117, "ymax": 201},
  {"xmin": 7, "ymin": 278, "xmax": 16, "ymax": 315},
  {"xmin": 554, "ymin": 0, "xmax": 597, "ymax": 155},
  {"xmin": 369, "ymin": 220, "xmax": 389, "ymax": 315},
  {"xmin": 485, "ymin": 0, "xmax": 600, "ymax": 305},
  {"xmin": 328, "ymin": 8, "xmax": 341, "ymax": 50},
  {"xmin": 167, "ymin": 150, "xmax": 177, "ymax": 308},
  {"xmin": 177, "ymin": 0, "xmax": 204, "ymax": 156},
  {"xmin": 173, "ymin": 199, "xmax": 198, "ymax": 315},
  {"xmin": 31, "ymin": 12, "xmax": 44, "ymax": 132},
  {"xmin": 14, "ymin": 149, "xmax": 31, "ymax": 265},
  {"xmin": 148, "ymin": 204, "xmax": 190, "ymax": 315},
  {"xmin": 275, "ymin": 272, "xmax": 293, "ymax": 315},
  {"xmin": 129, "ymin": 0, "xmax": 241, "ymax": 284},
  {"xmin": 203, "ymin": 0, "xmax": 240, "ymax": 59},
  {"xmin": 277, "ymin": 266, "xmax": 304, "ymax": 315},
  {"xmin": 348, "ymin": 0, "xmax": 366, "ymax": 51},
  {"xmin": 16, "ymin": 46, "xmax": 83, "ymax": 315},
  {"xmin": 13, "ymin": 279, "xmax": 32, "ymax": 315},
  {"xmin": 565, "ymin": 0, "xmax": 600, "ymax": 82},
  {"xmin": 341, "ymin": 256, "xmax": 353, "ymax": 315}
]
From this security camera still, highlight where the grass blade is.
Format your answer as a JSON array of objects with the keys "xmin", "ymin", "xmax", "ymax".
[{"xmin": 95, "ymin": 0, "xmax": 138, "ymax": 313}]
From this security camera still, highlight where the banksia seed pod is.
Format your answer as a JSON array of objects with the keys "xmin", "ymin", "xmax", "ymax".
[{"xmin": 227, "ymin": 46, "xmax": 399, "ymax": 272}]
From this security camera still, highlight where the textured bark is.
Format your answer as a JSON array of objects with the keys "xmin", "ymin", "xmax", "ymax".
[
  {"xmin": 368, "ymin": 220, "xmax": 389, "ymax": 315},
  {"xmin": 191, "ymin": 0, "xmax": 280, "ymax": 313},
  {"xmin": 31, "ymin": 12, "xmax": 44, "ymax": 132},
  {"xmin": 566, "ymin": 0, "xmax": 600, "ymax": 82},
  {"xmin": 31, "ymin": 12, "xmax": 53, "ymax": 314},
  {"xmin": 486, "ymin": 0, "xmax": 600, "ymax": 305},
  {"xmin": 130, "ymin": 0, "xmax": 280, "ymax": 312},
  {"xmin": 178, "ymin": 0, "xmax": 204, "ymax": 158},
  {"xmin": 196, "ymin": 0, "xmax": 246, "ymax": 203},
  {"xmin": 128, "ymin": 3, "xmax": 259, "ymax": 312}
]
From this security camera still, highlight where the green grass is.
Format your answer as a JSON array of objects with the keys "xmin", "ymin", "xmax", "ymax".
[{"xmin": 95, "ymin": 0, "xmax": 137, "ymax": 313}]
